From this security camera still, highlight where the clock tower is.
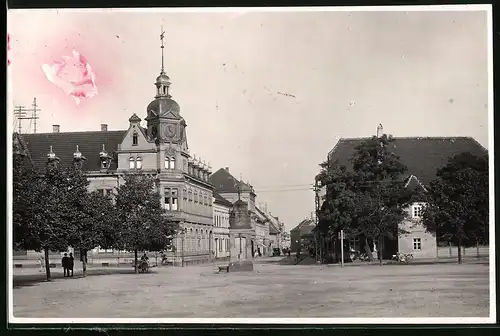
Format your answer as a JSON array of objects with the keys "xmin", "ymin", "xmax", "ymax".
[{"xmin": 145, "ymin": 29, "xmax": 189, "ymax": 155}]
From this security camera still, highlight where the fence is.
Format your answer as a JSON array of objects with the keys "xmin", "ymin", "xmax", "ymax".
[{"xmin": 436, "ymin": 245, "xmax": 489, "ymax": 259}]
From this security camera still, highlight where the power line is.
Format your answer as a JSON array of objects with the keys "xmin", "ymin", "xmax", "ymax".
[{"xmin": 13, "ymin": 97, "xmax": 41, "ymax": 134}]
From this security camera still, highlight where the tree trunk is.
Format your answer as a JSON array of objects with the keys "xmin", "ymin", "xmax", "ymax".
[
  {"xmin": 463, "ymin": 245, "xmax": 466, "ymax": 257},
  {"xmin": 457, "ymin": 241, "xmax": 462, "ymax": 264},
  {"xmin": 44, "ymin": 248, "xmax": 51, "ymax": 281},
  {"xmin": 476, "ymin": 240, "xmax": 480, "ymax": 259},
  {"xmin": 449, "ymin": 241, "xmax": 452, "ymax": 257},
  {"xmin": 364, "ymin": 238, "xmax": 373, "ymax": 261},
  {"xmin": 134, "ymin": 250, "xmax": 138, "ymax": 274},
  {"xmin": 82, "ymin": 249, "xmax": 87, "ymax": 277}
]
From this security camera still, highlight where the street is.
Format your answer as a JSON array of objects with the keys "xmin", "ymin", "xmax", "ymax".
[{"xmin": 12, "ymin": 258, "xmax": 490, "ymax": 318}]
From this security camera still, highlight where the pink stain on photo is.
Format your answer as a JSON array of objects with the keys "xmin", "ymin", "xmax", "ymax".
[{"xmin": 41, "ymin": 49, "xmax": 98, "ymax": 105}]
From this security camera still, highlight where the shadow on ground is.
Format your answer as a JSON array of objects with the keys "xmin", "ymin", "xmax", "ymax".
[{"xmin": 13, "ymin": 268, "xmax": 153, "ymax": 288}]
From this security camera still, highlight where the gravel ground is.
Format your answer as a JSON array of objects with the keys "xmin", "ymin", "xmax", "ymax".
[{"xmin": 12, "ymin": 261, "xmax": 490, "ymax": 318}]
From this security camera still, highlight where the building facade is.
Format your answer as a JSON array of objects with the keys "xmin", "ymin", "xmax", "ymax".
[
  {"xmin": 17, "ymin": 39, "xmax": 217, "ymax": 265},
  {"xmin": 212, "ymin": 192, "xmax": 232, "ymax": 259},
  {"xmin": 290, "ymin": 219, "xmax": 316, "ymax": 253},
  {"xmin": 322, "ymin": 126, "xmax": 488, "ymax": 259}
]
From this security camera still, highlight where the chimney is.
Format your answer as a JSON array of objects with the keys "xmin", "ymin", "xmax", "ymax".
[
  {"xmin": 225, "ymin": 166, "xmax": 229, "ymax": 172},
  {"xmin": 101, "ymin": 124, "xmax": 108, "ymax": 131},
  {"xmin": 52, "ymin": 125, "xmax": 60, "ymax": 133}
]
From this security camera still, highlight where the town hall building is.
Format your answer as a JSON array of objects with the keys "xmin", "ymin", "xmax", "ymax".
[{"xmin": 15, "ymin": 35, "xmax": 216, "ymax": 265}]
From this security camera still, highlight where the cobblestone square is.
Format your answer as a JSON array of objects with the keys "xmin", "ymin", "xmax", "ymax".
[{"xmin": 12, "ymin": 261, "xmax": 490, "ymax": 319}]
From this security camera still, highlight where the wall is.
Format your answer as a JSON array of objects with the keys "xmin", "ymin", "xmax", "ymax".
[
  {"xmin": 213, "ymin": 202, "xmax": 231, "ymax": 259},
  {"xmin": 398, "ymin": 204, "xmax": 437, "ymax": 259}
]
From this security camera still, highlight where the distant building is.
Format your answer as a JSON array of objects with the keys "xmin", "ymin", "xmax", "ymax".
[
  {"xmin": 212, "ymin": 192, "xmax": 232, "ymax": 259},
  {"xmin": 324, "ymin": 128, "xmax": 488, "ymax": 259},
  {"xmin": 290, "ymin": 219, "xmax": 316, "ymax": 253},
  {"xmin": 209, "ymin": 167, "xmax": 283, "ymax": 258}
]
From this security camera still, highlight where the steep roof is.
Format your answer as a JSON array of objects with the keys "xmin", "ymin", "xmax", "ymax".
[
  {"xmin": 20, "ymin": 130, "xmax": 127, "ymax": 172},
  {"xmin": 213, "ymin": 191, "xmax": 233, "ymax": 207},
  {"xmin": 209, "ymin": 168, "xmax": 255, "ymax": 194},
  {"xmin": 328, "ymin": 137, "xmax": 487, "ymax": 186},
  {"xmin": 290, "ymin": 219, "xmax": 315, "ymax": 233}
]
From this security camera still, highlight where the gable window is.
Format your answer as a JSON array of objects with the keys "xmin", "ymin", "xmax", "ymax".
[
  {"xmin": 413, "ymin": 238, "xmax": 422, "ymax": 251},
  {"xmin": 164, "ymin": 188, "xmax": 178, "ymax": 211},
  {"xmin": 136, "ymin": 157, "xmax": 143, "ymax": 169},
  {"xmin": 132, "ymin": 132, "xmax": 138, "ymax": 146},
  {"xmin": 129, "ymin": 157, "xmax": 135, "ymax": 169},
  {"xmin": 412, "ymin": 204, "xmax": 423, "ymax": 218},
  {"xmin": 169, "ymin": 157, "xmax": 176, "ymax": 169},
  {"xmin": 164, "ymin": 157, "xmax": 169, "ymax": 169}
]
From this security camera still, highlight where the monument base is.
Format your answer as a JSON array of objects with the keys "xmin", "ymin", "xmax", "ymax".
[{"xmin": 228, "ymin": 260, "xmax": 254, "ymax": 272}]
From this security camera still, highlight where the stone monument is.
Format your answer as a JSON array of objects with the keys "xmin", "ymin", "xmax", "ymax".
[{"xmin": 228, "ymin": 200, "xmax": 254, "ymax": 272}]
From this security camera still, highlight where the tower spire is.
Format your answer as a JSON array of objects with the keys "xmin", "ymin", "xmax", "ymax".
[{"xmin": 160, "ymin": 26, "xmax": 165, "ymax": 75}]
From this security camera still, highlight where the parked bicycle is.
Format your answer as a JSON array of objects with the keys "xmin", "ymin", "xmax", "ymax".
[{"xmin": 392, "ymin": 252, "xmax": 414, "ymax": 264}]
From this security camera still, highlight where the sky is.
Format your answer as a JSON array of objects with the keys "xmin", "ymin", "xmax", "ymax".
[{"xmin": 7, "ymin": 7, "xmax": 490, "ymax": 231}]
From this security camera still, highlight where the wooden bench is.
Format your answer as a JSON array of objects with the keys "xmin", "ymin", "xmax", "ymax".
[
  {"xmin": 218, "ymin": 265, "xmax": 229, "ymax": 273},
  {"xmin": 49, "ymin": 263, "xmax": 56, "ymax": 268},
  {"xmin": 14, "ymin": 264, "xmax": 23, "ymax": 268},
  {"xmin": 101, "ymin": 262, "xmax": 110, "ymax": 267}
]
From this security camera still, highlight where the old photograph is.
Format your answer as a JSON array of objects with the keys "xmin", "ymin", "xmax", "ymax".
[{"xmin": 7, "ymin": 5, "xmax": 494, "ymax": 323}]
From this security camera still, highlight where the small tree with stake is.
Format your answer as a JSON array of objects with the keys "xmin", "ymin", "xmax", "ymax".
[
  {"xmin": 114, "ymin": 173, "xmax": 179, "ymax": 273},
  {"xmin": 421, "ymin": 152, "xmax": 489, "ymax": 264}
]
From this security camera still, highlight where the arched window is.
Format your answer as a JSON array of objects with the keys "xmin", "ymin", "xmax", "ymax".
[
  {"xmin": 129, "ymin": 157, "xmax": 135, "ymax": 169},
  {"xmin": 164, "ymin": 157, "xmax": 170, "ymax": 169},
  {"xmin": 136, "ymin": 157, "xmax": 142, "ymax": 169},
  {"xmin": 132, "ymin": 132, "xmax": 138, "ymax": 146},
  {"xmin": 169, "ymin": 157, "xmax": 176, "ymax": 169}
]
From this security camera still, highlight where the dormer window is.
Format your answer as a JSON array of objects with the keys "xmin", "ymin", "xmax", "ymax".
[
  {"xmin": 99, "ymin": 144, "xmax": 111, "ymax": 170},
  {"xmin": 129, "ymin": 157, "xmax": 135, "ymax": 169},
  {"xmin": 132, "ymin": 132, "xmax": 138, "ymax": 146},
  {"xmin": 136, "ymin": 157, "xmax": 143, "ymax": 169}
]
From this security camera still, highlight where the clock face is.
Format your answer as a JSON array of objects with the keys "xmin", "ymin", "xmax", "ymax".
[{"xmin": 166, "ymin": 124, "xmax": 177, "ymax": 138}]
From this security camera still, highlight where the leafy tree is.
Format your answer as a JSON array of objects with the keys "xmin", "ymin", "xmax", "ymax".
[
  {"xmin": 61, "ymin": 165, "xmax": 119, "ymax": 276},
  {"xmin": 114, "ymin": 173, "xmax": 179, "ymax": 273},
  {"xmin": 18, "ymin": 163, "xmax": 76, "ymax": 280},
  {"xmin": 421, "ymin": 152, "xmax": 488, "ymax": 264},
  {"xmin": 317, "ymin": 134, "xmax": 411, "ymax": 264},
  {"xmin": 350, "ymin": 135, "xmax": 412, "ymax": 262},
  {"xmin": 12, "ymin": 152, "xmax": 37, "ymax": 251}
]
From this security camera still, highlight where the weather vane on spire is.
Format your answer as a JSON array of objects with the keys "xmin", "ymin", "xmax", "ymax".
[{"xmin": 160, "ymin": 25, "xmax": 166, "ymax": 74}]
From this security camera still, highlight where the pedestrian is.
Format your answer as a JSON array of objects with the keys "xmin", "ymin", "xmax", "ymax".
[
  {"xmin": 38, "ymin": 254, "xmax": 45, "ymax": 272},
  {"xmin": 68, "ymin": 252, "xmax": 75, "ymax": 277},
  {"xmin": 62, "ymin": 253, "xmax": 69, "ymax": 277}
]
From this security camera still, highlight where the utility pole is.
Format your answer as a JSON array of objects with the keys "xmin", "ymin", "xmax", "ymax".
[{"xmin": 14, "ymin": 97, "xmax": 41, "ymax": 134}]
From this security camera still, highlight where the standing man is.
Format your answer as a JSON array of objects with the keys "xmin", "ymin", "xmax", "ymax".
[
  {"xmin": 68, "ymin": 253, "xmax": 75, "ymax": 277},
  {"xmin": 62, "ymin": 253, "xmax": 69, "ymax": 277},
  {"xmin": 38, "ymin": 254, "xmax": 45, "ymax": 272}
]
